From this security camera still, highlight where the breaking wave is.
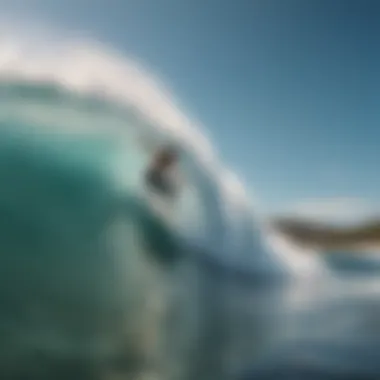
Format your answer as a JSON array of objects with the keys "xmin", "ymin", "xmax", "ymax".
[
  {"xmin": 0, "ymin": 34, "xmax": 325, "ymax": 277},
  {"xmin": 1, "ymin": 31, "xmax": 380, "ymax": 380}
]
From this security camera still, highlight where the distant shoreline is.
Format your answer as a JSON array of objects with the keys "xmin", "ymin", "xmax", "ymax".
[{"xmin": 273, "ymin": 218, "xmax": 380, "ymax": 253}]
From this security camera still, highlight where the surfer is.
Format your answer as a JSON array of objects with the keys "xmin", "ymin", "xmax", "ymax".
[{"xmin": 144, "ymin": 146, "xmax": 181, "ymax": 200}]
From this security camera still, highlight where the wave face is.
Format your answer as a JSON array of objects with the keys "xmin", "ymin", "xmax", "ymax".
[
  {"xmin": 0, "ymin": 72, "xmax": 289, "ymax": 379},
  {"xmin": 0, "ymin": 80, "xmax": 180, "ymax": 379}
]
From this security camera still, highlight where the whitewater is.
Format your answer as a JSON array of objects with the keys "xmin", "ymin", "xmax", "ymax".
[{"xmin": 0, "ymin": 34, "xmax": 379, "ymax": 380}]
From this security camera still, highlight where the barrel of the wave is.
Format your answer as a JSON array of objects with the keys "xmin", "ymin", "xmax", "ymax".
[{"xmin": 0, "ymin": 123, "xmax": 181, "ymax": 378}]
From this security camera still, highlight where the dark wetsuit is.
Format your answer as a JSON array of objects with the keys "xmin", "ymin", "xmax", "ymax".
[{"xmin": 145, "ymin": 167, "xmax": 177, "ymax": 199}]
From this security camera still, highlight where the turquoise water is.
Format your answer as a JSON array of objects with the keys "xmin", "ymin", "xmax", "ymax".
[{"xmin": 0, "ymin": 78, "xmax": 379, "ymax": 380}]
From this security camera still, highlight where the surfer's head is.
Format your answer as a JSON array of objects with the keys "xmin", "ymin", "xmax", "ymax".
[{"xmin": 152, "ymin": 146, "xmax": 179, "ymax": 171}]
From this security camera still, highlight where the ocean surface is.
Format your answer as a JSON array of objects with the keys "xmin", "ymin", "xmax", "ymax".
[{"xmin": 0, "ymin": 40, "xmax": 379, "ymax": 380}]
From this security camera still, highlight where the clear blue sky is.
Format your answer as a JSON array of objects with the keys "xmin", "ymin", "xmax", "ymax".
[{"xmin": 5, "ymin": 0, "xmax": 380, "ymax": 211}]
